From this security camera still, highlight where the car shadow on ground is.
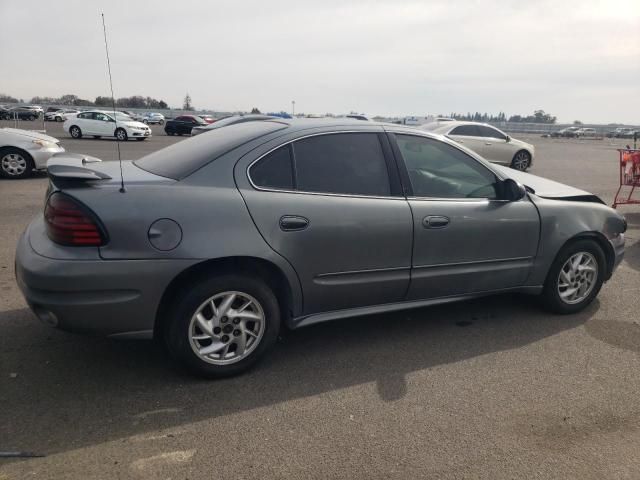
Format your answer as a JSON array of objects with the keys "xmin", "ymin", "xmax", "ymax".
[{"xmin": 0, "ymin": 293, "xmax": 596, "ymax": 458}]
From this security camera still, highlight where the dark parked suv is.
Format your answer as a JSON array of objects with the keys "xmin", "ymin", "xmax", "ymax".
[{"xmin": 164, "ymin": 115, "xmax": 208, "ymax": 135}]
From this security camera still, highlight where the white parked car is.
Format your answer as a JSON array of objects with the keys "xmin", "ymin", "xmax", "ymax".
[
  {"xmin": 0, "ymin": 127, "xmax": 64, "ymax": 179},
  {"xmin": 63, "ymin": 110, "xmax": 152, "ymax": 141},
  {"xmin": 575, "ymin": 127, "xmax": 598, "ymax": 138},
  {"xmin": 424, "ymin": 121, "xmax": 535, "ymax": 171},
  {"xmin": 44, "ymin": 109, "xmax": 79, "ymax": 122}
]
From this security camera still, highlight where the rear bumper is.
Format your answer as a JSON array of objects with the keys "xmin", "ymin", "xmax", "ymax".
[{"xmin": 15, "ymin": 220, "xmax": 196, "ymax": 337}]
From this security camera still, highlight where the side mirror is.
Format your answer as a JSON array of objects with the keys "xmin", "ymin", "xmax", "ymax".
[
  {"xmin": 501, "ymin": 178, "xmax": 526, "ymax": 201},
  {"xmin": 505, "ymin": 135, "xmax": 511, "ymax": 142}
]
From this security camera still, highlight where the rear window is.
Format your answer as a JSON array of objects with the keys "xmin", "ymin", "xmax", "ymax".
[{"xmin": 134, "ymin": 121, "xmax": 288, "ymax": 179}]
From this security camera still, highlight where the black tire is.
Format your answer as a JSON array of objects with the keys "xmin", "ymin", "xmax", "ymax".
[
  {"xmin": 115, "ymin": 128, "xmax": 128, "ymax": 141},
  {"xmin": 165, "ymin": 130, "xmax": 173, "ymax": 136},
  {"xmin": 164, "ymin": 274, "xmax": 281, "ymax": 378},
  {"xmin": 0, "ymin": 147, "xmax": 35, "ymax": 179},
  {"xmin": 28, "ymin": 115, "xmax": 36, "ymax": 121},
  {"xmin": 511, "ymin": 150, "xmax": 531, "ymax": 171},
  {"xmin": 541, "ymin": 239, "xmax": 606, "ymax": 314},
  {"xmin": 143, "ymin": 119, "xmax": 149, "ymax": 124},
  {"xmin": 159, "ymin": 120, "xmax": 164, "ymax": 125},
  {"xmin": 55, "ymin": 116, "xmax": 63, "ymax": 122},
  {"xmin": 69, "ymin": 125, "xmax": 82, "ymax": 139}
]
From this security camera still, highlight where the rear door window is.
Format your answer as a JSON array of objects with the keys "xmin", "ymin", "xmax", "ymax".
[
  {"xmin": 250, "ymin": 145, "xmax": 294, "ymax": 190},
  {"xmin": 450, "ymin": 125, "xmax": 481, "ymax": 137},
  {"xmin": 292, "ymin": 133, "xmax": 391, "ymax": 196}
]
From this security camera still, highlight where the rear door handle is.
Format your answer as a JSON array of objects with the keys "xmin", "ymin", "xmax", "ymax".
[
  {"xmin": 280, "ymin": 215, "xmax": 309, "ymax": 231},
  {"xmin": 423, "ymin": 216, "xmax": 450, "ymax": 229}
]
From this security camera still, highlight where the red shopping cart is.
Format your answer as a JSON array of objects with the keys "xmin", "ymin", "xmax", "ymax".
[{"xmin": 612, "ymin": 149, "xmax": 640, "ymax": 208}]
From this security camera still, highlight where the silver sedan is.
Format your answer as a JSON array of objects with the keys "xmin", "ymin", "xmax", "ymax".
[{"xmin": 15, "ymin": 119, "xmax": 625, "ymax": 377}]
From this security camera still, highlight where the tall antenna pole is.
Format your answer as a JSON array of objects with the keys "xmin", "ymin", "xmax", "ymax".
[{"xmin": 101, "ymin": 13, "xmax": 125, "ymax": 193}]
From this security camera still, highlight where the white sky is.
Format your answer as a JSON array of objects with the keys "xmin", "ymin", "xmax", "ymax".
[{"xmin": 1, "ymin": 0, "xmax": 639, "ymax": 123}]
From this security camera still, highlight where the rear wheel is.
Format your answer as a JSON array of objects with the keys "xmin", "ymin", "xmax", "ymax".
[
  {"xmin": 159, "ymin": 120, "xmax": 164, "ymax": 125},
  {"xmin": 511, "ymin": 150, "xmax": 531, "ymax": 171},
  {"xmin": 28, "ymin": 115, "xmax": 36, "ymax": 121},
  {"xmin": 69, "ymin": 126, "xmax": 82, "ymax": 139},
  {"xmin": 115, "ymin": 128, "xmax": 128, "ymax": 141},
  {"xmin": 165, "ymin": 274, "xmax": 280, "ymax": 378},
  {"xmin": 0, "ymin": 147, "xmax": 35, "ymax": 179},
  {"xmin": 55, "ymin": 116, "xmax": 63, "ymax": 122},
  {"xmin": 541, "ymin": 239, "xmax": 606, "ymax": 314}
]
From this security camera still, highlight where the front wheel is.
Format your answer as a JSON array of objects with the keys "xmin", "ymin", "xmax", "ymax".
[
  {"xmin": 159, "ymin": 120, "xmax": 164, "ymax": 125},
  {"xmin": 115, "ymin": 128, "xmax": 128, "ymax": 141},
  {"xmin": 69, "ymin": 126, "xmax": 82, "ymax": 139},
  {"xmin": 165, "ymin": 274, "xmax": 281, "ymax": 378},
  {"xmin": 55, "ymin": 116, "xmax": 63, "ymax": 122},
  {"xmin": 511, "ymin": 150, "xmax": 531, "ymax": 171},
  {"xmin": 0, "ymin": 147, "xmax": 35, "ymax": 179},
  {"xmin": 541, "ymin": 239, "xmax": 606, "ymax": 314}
]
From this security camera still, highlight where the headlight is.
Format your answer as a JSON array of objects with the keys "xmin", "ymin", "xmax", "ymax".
[{"xmin": 32, "ymin": 139, "xmax": 57, "ymax": 149}]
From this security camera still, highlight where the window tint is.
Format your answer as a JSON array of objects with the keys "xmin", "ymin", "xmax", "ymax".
[
  {"xmin": 78, "ymin": 112, "xmax": 91, "ymax": 119},
  {"xmin": 477, "ymin": 126, "xmax": 506, "ymax": 140},
  {"xmin": 450, "ymin": 125, "xmax": 480, "ymax": 137},
  {"xmin": 175, "ymin": 116, "xmax": 187, "ymax": 121},
  {"xmin": 250, "ymin": 145, "xmax": 294, "ymax": 190},
  {"xmin": 293, "ymin": 133, "xmax": 391, "ymax": 196},
  {"xmin": 396, "ymin": 135, "xmax": 498, "ymax": 199}
]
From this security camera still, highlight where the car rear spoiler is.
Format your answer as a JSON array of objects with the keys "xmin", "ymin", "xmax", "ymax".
[{"xmin": 46, "ymin": 153, "xmax": 112, "ymax": 180}]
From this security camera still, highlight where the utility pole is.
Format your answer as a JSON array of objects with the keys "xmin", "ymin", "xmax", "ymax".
[{"xmin": 291, "ymin": 100, "xmax": 295, "ymax": 117}]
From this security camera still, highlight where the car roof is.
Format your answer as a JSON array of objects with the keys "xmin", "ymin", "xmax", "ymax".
[{"xmin": 426, "ymin": 120, "xmax": 497, "ymax": 133}]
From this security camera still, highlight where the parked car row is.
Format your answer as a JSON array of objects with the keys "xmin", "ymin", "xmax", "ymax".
[{"xmin": 606, "ymin": 127, "xmax": 638, "ymax": 139}]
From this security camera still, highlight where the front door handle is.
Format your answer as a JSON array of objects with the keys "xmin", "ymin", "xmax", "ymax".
[
  {"xmin": 423, "ymin": 215, "xmax": 450, "ymax": 229},
  {"xmin": 280, "ymin": 215, "xmax": 309, "ymax": 232},
  {"xmin": 485, "ymin": 142, "xmax": 492, "ymax": 145}
]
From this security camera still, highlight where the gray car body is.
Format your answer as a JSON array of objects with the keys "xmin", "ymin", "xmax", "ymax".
[{"xmin": 15, "ymin": 119, "xmax": 626, "ymax": 338}]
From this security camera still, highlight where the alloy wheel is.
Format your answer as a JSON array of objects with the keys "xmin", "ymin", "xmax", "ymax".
[
  {"xmin": 188, "ymin": 291, "xmax": 265, "ymax": 365},
  {"xmin": 557, "ymin": 252, "xmax": 598, "ymax": 304},
  {"xmin": 512, "ymin": 151, "xmax": 530, "ymax": 171},
  {"xmin": 1, "ymin": 153, "xmax": 27, "ymax": 176}
]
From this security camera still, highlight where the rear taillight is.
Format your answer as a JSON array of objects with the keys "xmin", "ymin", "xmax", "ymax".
[{"xmin": 44, "ymin": 193, "xmax": 107, "ymax": 246}]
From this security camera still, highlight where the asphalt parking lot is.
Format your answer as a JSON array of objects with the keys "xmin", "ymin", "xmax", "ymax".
[{"xmin": 1, "ymin": 120, "xmax": 639, "ymax": 479}]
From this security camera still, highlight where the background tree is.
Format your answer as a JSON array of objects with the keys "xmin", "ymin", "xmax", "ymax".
[
  {"xmin": 251, "ymin": 107, "xmax": 261, "ymax": 114},
  {"xmin": 573, "ymin": 120, "xmax": 583, "ymax": 125},
  {"xmin": 183, "ymin": 93, "xmax": 193, "ymax": 111},
  {"xmin": 0, "ymin": 93, "xmax": 20, "ymax": 103}
]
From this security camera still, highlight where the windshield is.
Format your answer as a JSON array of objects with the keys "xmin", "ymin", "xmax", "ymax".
[{"xmin": 115, "ymin": 113, "xmax": 133, "ymax": 122}]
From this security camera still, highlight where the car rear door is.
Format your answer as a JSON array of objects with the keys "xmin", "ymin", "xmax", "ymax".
[
  {"xmin": 446, "ymin": 125, "xmax": 487, "ymax": 158},
  {"xmin": 236, "ymin": 128, "xmax": 413, "ymax": 316},
  {"xmin": 389, "ymin": 132, "xmax": 540, "ymax": 300}
]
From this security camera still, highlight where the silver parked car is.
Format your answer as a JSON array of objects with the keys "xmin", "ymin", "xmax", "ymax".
[
  {"xmin": 0, "ymin": 127, "xmax": 65, "ymax": 179},
  {"xmin": 425, "ymin": 121, "xmax": 535, "ymax": 171},
  {"xmin": 190, "ymin": 114, "xmax": 277, "ymax": 136},
  {"xmin": 15, "ymin": 119, "xmax": 626, "ymax": 377}
]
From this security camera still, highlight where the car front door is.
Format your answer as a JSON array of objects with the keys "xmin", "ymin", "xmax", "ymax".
[
  {"xmin": 390, "ymin": 132, "xmax": 540, "ymax": 300},
  {"xmin": 236, "ymin": 130, "xmax": 413, "ymax": 316},
  {"xmin": 94, "ymin": 112, "xmax": 115, "ymax": 136},
  {"xmin": 476, "ymin": 125, "xmax": 514, "ymax": 165}
]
